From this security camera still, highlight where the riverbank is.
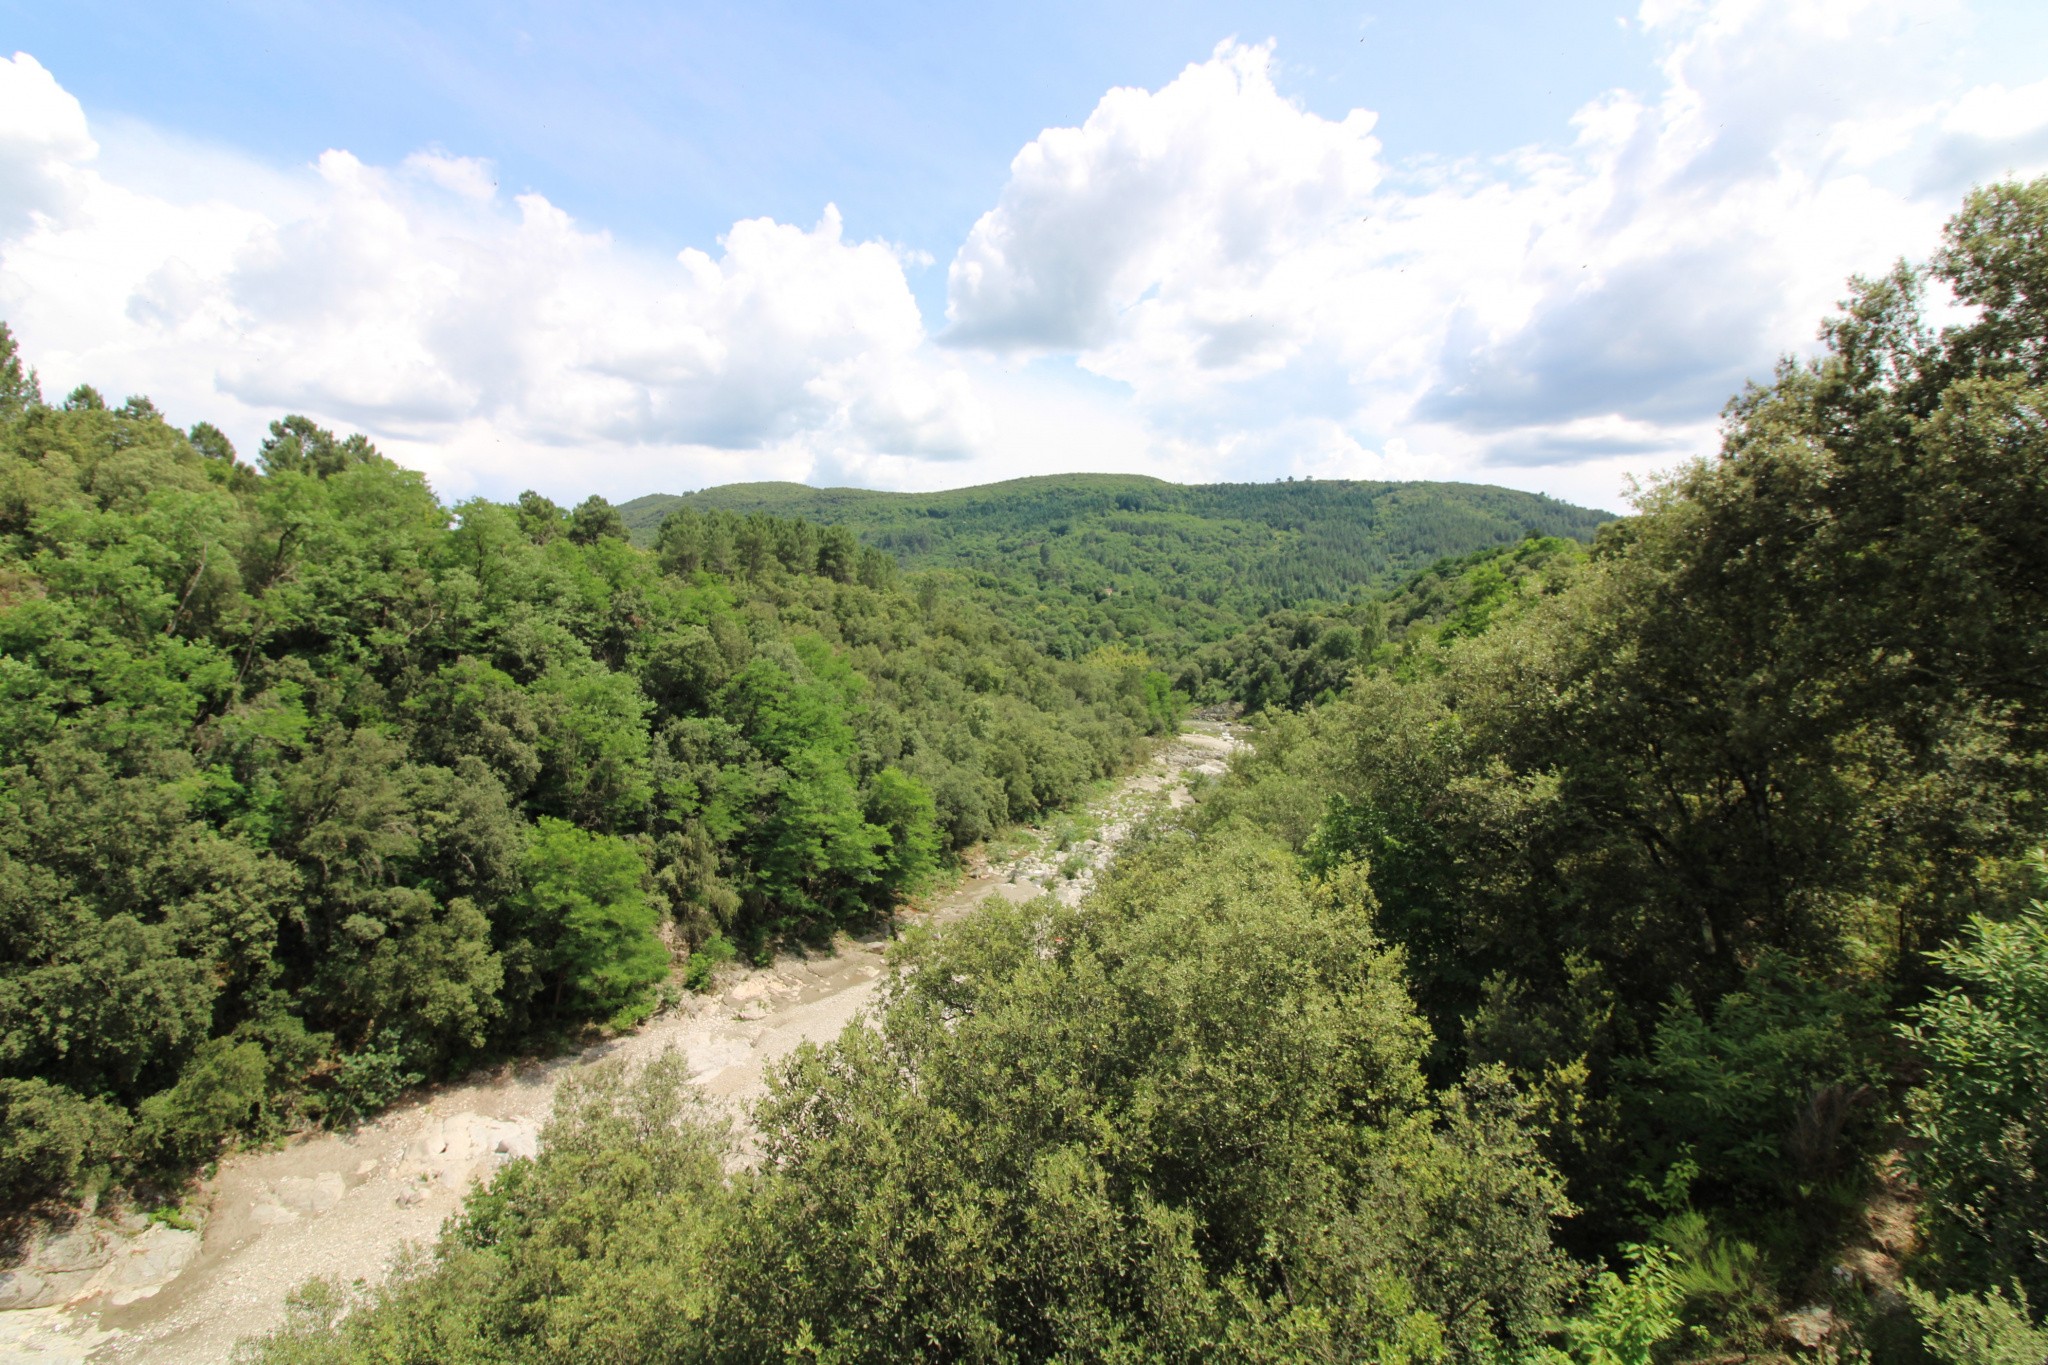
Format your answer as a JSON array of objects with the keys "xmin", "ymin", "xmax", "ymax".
[{"xmin": 0, "ymin": 724, "xmax": 1239, "ymax": 1365}]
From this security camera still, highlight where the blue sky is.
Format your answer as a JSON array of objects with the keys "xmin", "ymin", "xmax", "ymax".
[
  {"xmin": 1, "ymin": 2, "xmax": 1659, "ymax": 274},
  {"xmin": 4, "ymin": 1, "xmax": 2048, "ymax": 509}
]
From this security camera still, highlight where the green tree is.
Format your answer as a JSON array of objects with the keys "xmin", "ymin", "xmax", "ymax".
[
  {"xmin": 1907, "ymin": 1283, "xmax": 2048, "ymax": 1365},
  {"xmin": 0, "ymin": 1078, "xmax": 128, "ymax": 1207},
  {"xmin": 718, "ymin": 835, "xmax": 1571, "ymax": 1362},
  {"xmin": 133, "ymin": 1036, "xmax": 269, "ymax": 1171},
  {"xmin": 257, "ymin": 416, "xmax": 380, "ymax": 478},
  {"xmin": 567, "ymin": 494, "xmax": 627, "ymax": 546},
  {"xmin": 864, "ymin": 765, "xmax": 941, "ymax": 904},
  {"xmin": 512, "ymin": 818, "xmax": 668, "ymax": 1026},
  {"xmin": 0, "ymin": 321, "xmax": 40, "ymax": 419}
]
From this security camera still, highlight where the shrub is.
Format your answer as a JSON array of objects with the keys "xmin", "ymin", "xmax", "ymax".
[
  {"xmin": 0, "ymin": 1078, "xmax": 128, "ymax": 1206},
  {"xmin": 133, "ymin": 1038, "xmax": 269, "ymax": 1172},
  {"xmin": 1907, "ymin": 1283, "xmax": 2048, "ymax": 1365},
  {"xmin": 1903, "ymin": 904, "xmax": 2048, "ymax": 1299},
  {"xmin": 683, "ymin": 933, "xmax": 737, "ymax": 993},
  {"xmin": 322, "ymin": 1030, "xmax": 423, "ymax": 1129}
]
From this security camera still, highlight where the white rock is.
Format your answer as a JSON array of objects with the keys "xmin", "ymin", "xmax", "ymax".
[
  {"xmin": 104, "ymin": 1225, "xmax": 200, "ymax": 1305},
  {"xmin": 0, "ymin": 1226, "xmax": 110, "ymax": 1311}
]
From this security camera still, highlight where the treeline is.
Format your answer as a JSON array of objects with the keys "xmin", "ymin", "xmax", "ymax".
[
  {"xmin": 621, "ymin": 472, "xmax": 1610, "ymax": 666},
  {"xmin": 248, "ymin": 180, "xmax": 2048, "ymax": 1364},
  {"xmin": 0, "ymin": 362, "xmax": 1173, "ymax": 1207}
]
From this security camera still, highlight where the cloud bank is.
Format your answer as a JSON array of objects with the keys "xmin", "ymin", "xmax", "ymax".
[
  {"xmin": 0, "ymin": 51, "xmax": 985, "ymax": 499},
  {"xmin": 4, "ymin": 2, "xmax": 2048, "ymax": 509}
]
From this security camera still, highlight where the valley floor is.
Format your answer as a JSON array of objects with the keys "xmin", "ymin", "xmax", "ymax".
[{"xmin": 0, "ymin": 725, "xmax": 1238, "ymax": 1365}]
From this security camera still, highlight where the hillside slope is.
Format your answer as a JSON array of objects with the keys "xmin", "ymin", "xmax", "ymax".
[{"xmin": 620, "ymin": 475, "xmax": 1612, "ymax": 659}]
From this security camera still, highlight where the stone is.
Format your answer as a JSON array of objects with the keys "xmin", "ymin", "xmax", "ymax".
[
  {"xmin": 0, "ymin": 1225, "xmax": 112, "ymax": 1311},
  {"xmin": 1781, "ymin": 1306, "xmax": 1837, "ymax": 1349},
  {"xmin": 104, "ymin": 1225, "xmax": 200, "ymax": 1306}
]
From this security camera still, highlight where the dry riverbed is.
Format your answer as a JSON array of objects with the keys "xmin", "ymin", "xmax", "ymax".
[{"xmin": 0, "ymin": 723, "xmax": 1238, "ymax": 1365}]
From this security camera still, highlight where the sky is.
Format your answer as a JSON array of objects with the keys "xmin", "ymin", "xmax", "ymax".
[{"xmin": 3, "ymin": 2, "xmax": 2047, "ymax": 512}]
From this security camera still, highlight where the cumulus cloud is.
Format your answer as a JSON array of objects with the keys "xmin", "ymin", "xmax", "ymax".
[
  {"xmin": 945, "ymin": 39, "xmax": 1382, "ymax": 369},
  {"xmin": 0, "ymin": 53, "xmax": 94, "ymax": 236},
  {"xmin": 942, "ymin": 2, "xmax": 2048, "ymax": 498},
  {"xmin": 6, "ymin": 3, "xmax": 2048, "ymax": 512},
  {"xmin": 0, "ymin": 53, "xmax": 987, "ymax": 499}
]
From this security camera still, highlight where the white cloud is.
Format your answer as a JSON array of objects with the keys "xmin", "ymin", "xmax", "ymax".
[
  {"xmin": 0, "ymin": 54, "xmax": 987, "ymax": 501},
  {"xmin": 5, "ymin": 6, "xmax": 2048, "ymax": 513},
  {"xmin": 0, "ymin": 53, "xmax": 94, "ymax": 237},
  {"xmin": 402, "ymin": 151, "xmax": 499, "ymax": 202},
  {"xmin": 946, "ymin": 39, "xmax": 1383, "ymax": 377},
  {"xmin": 941, "ymin": 3, "xmax": 2048, "ymax": 504}
]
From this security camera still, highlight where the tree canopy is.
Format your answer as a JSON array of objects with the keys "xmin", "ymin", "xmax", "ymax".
[{"xmin": 0, "ymin": 393, "xmax": 1177, "ymax": 1201}]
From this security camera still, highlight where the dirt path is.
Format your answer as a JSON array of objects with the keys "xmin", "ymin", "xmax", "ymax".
[{"xmin": 0, "ymin": 724, "xmax": 1237, "ymax": 1365}]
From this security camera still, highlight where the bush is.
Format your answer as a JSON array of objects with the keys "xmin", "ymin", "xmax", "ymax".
[
  {"xmin": 133, "ymin": 1038, "xmax": 269, "ymax": 1172},
  {"xmin": 682, "ymin": 933, "xmax": 737, "ymax": 993},
  {"xmin": 1535, "ymin": 1246, "xmax": 1687, "ymax": 1365},
  {"xmin": 1903, "ymin": 904, "xmax": 2048, "ymax": 1299},
  {"xmin": 0, "ymin": 1078, "xmax": 129, "ymax": 1207},
  {"xmin": 1621, "ymin": 953, "xmax": 1888, "ymax": 1247},
  {"xmin": 322, "ymin": 1030, "xmax": 424, "ymax": 1129},
  {"xmin": 1907, "ymin": 1283, "xmax": 2048, "ymax": 1365}
]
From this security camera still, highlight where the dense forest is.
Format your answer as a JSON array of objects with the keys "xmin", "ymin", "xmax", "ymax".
[
  {"xmin": 0, "ymin": 361, "xmax": 1184, "ymax": 1205},
  {"xmin": 4, "ymin": 179, "xmax": 2047, "ymax": 1365},
  {"xmin": 620, "ymin": 474, "xmax": 1610, "ymax": 670},
  {"xmin": 237, "ymin": 179, "xmax": 2048, "ymax": 1365}
]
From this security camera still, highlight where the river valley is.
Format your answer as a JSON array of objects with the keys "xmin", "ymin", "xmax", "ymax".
[{"xmin": 0, "ymin": 724, "xmax": 1238, "ymax": 1365}]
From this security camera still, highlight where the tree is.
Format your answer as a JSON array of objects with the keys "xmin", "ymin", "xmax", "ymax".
[
  {"xmin": 567, "ymin": 494, "xmax": 627, "ymax": 546},
  {"xmin": 0, "ymin": 313, "xmax": 1166, "ymax": 1208},
  {"xmin": 258, "ymin": 415, "xmax": 381, "ymax": 478},
  {"xmin": 719, "ymin": 834, "xmax": 1571, "ymax": 1362},
  {"xmin": 863, "ymin": 766, "xmax": 940, "ymax": 904},
  {"xmin": 0, "ymin": 1079, "xmax": 128, "ymax": 1208},
  {"xmin": 512, "ymin": 819, "xmax": 668, "ymax": 1026},
  {"xmin": 0, "ymin": 321, "xmax": 40, "ymax": 419},
  {"xmin": 188, "ymin": 421, "xmax": 237, "ymax": 463}
]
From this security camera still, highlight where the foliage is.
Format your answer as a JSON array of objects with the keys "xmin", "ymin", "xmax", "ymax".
[
  {"xmin": 0, "ymin": 1077, "xmax": 127, "ymax": 1207},
  {"xmin": 1178, "ymin": 177, "xmax": 2048, "ymax": 1341},
  {"xmin": 1903, "ymin": 902, "xmax": 2048, "ymax": 1299},
  {"xmin": 512, "ymin": 818, "xmax": 668, "ymax": 1027},
  {"xmin": 1534, "ymin": 1246, "xmax": 1687, "ymax": 1365},
  {"xmin": 132, "ymin": 1037, "xmax": 269, "ymax": 1173},
  {"xmin": 28, "ymin": 178, "xmax": 2048, "ymax": 1365},
  {"xmin": 624, "ymin": 474, "xmax": 1610, "ymax": 682},
  {"xmin": 682, "ymin": 933, "xmax": 737, "ymax": 993},
  {"xmin": 1621, "ymin": 954, "xmax": 1889, "ymax": 1245},
  {"xmin": 320, "ymin": 1030, "xmax": 424, "ymax": 1130},
  {"xmin": 238, "ymin": 1053, "xmax": 736, "ymax": 1365},
  {"xmin": 0, "ymin": 369, "xmax": 1163, "ymax": 1203},
  {"xmin": 1906, "ymin": 1282, "xmax": 2048, "ymax": 1365},
  {"xmin": 244, "ymin": 833, "xmax": 1577, "ymax": 1364}
]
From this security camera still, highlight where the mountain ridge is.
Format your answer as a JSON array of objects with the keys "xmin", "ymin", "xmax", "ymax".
[{"xmin": 619, "ymin": 474, "xmax": 1614, "ymax": 658}]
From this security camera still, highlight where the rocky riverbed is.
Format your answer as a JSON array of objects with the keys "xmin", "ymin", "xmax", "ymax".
[{"xmin": 0, "ymin": 724, "xmax": 1237, "ymax": 1365}]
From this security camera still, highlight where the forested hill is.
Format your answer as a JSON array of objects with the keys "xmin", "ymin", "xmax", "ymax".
[
  {"xmin": 0, "ymin": 356, "xmax": 1178, "ymax": 1208},
  {"xmin": 618, "ymin": 475, "xmax": 1611, "ymax": 660}
]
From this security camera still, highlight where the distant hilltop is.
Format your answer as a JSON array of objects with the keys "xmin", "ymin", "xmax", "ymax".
[{"xmin": 619, "ymin": 474, "xmax": 1614, "ymax": 626}]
